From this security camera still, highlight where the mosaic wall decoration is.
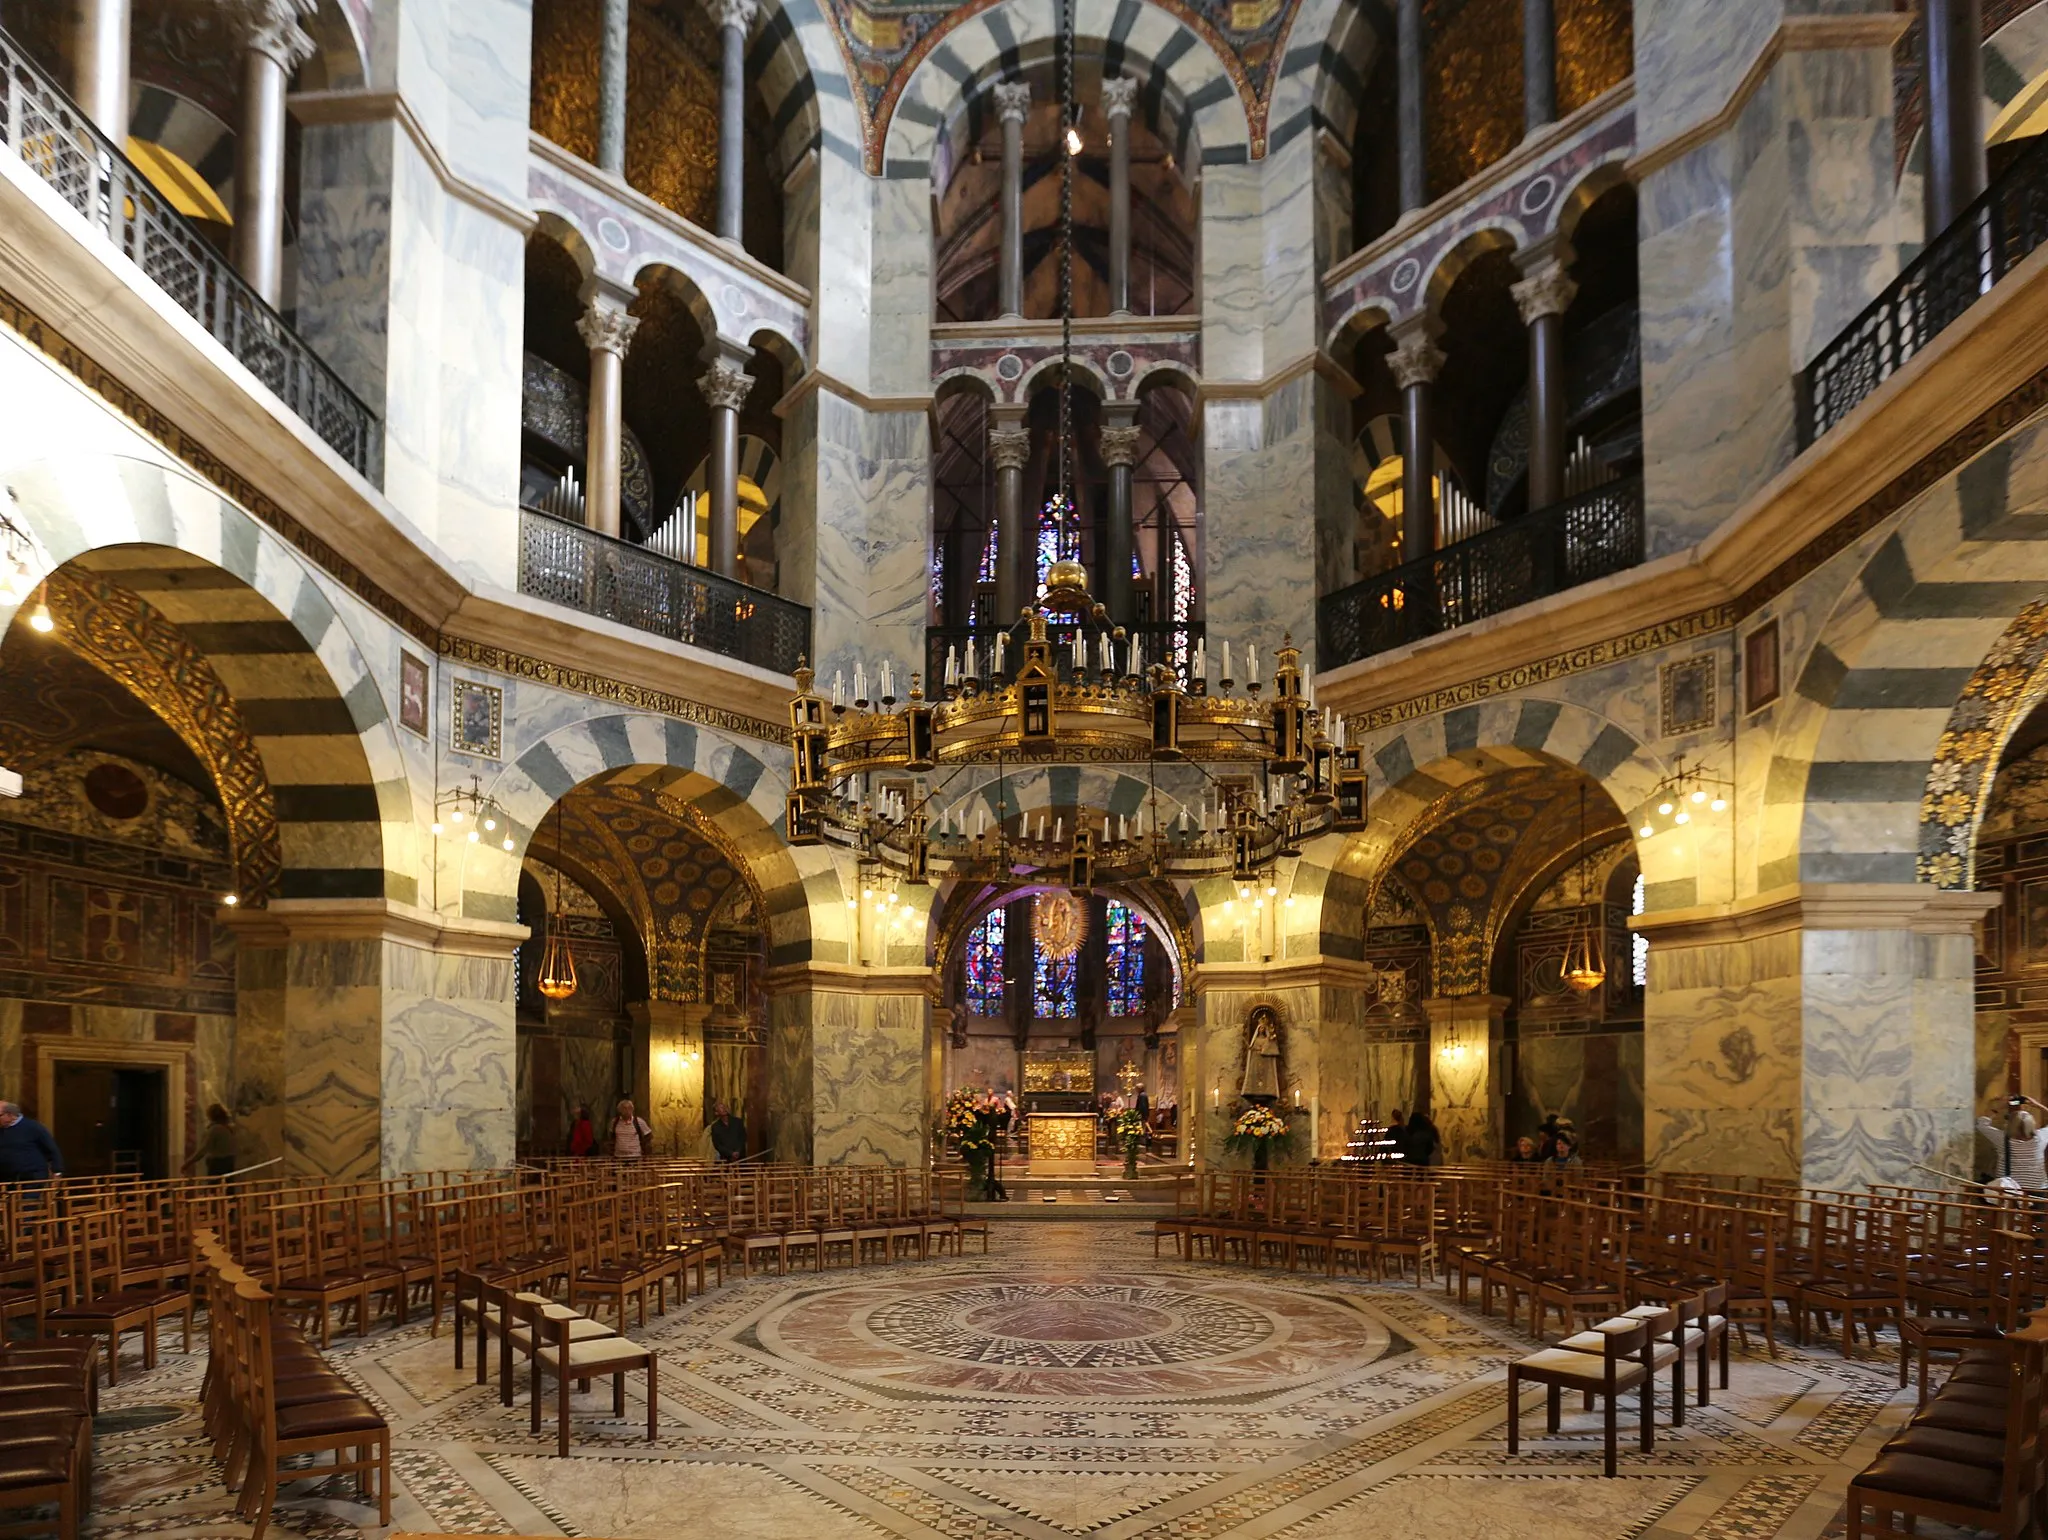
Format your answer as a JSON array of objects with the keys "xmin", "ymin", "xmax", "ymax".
[
  {"xmin": 399, "ymin": 650, "xmax": 429, "ymax": 737},
  {"xmin": 1659, "ymin": 654, "xmax": 1716, "ymax": 737},
  {"xmin": 1918, "ymin": 598, "xmax": 2048, "ymax": 888},
  {"xmin": 451, "ymin": 679, "xmax": 503, "ymax": 759}
]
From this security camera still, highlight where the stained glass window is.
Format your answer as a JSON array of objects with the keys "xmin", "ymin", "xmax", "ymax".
[
  {"xmin": 1036, "ymin": 493, "xmax": 1078, "ymax": 597},
  {"xmin": 1033, "ymin": 933, "xmax": 1079, "ymax": 1017},
  {"xmin": 1107, "ymin": 900, "xmax": 1147, "ymax": 1016},
  {"xmin": 964, "ymin": 907, "xmax": 1006, "ymax": 1015}
]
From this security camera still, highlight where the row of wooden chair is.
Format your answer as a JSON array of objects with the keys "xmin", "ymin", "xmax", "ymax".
[
  {"xmin": 452, "ymin": 1271, "xmax": 660, "ymax": 1455},
  {"xmin": 191, "ymin": 1229, "xmax": 390, "ymax": 1540}
]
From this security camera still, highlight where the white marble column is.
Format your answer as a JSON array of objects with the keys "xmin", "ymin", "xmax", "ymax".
[
  {"xmin": 990, "ymin": 410, "xmax": 1030, "ymax": 622},
  {"xmin": 1512, "ymin": 251, "xmax": 1576, "ymax": 513},
  {"xmin": 1925, "ymin": 0, "xmax": 1986, "ymax": 232},
  {"xmin": 597, "ymin": 0, "xmax": 629, "ymax": 176},
  {"xmin": 71, "ymin": 0, "xmax": 131, "ymax": 142},
  {"xmin": 701, "ymin": 346, "xmax": 755, "ymax": 578},
  {"xmin": 994, "ymin": 81, "xmax": 1031, "ymax": 319},
  {"xmin": 1522, "ymin": 0, "xmax": 1556, "ymax": 136},
  {"xmin": 1387, "ymin": 319, "xmax": 1445, "ymax": 562},
  {"xmin": 1396, "ymin": 0, "xmax": 1427, "ymax": 214},
  {"xmin": 766, "ymin": 966, "xmax": 932, "ymax": 1166},
  {"xmin": 709, "ymin": 0, "xmax": 757, "ymax": 244},
  {"xmin": 577, "ymin": 289, "xmax": 640, "ymax": 539},
  {"xmin": 1100, "ymin": 410, "xmax": 1141, "ymax": 625},
  {"xmin": 230, "ymin": 0, "xmax": 317, "ymax": 307},
  {"xmin": 1102, "ymin": 76, "xmax": 1138, "ymax": 316}
]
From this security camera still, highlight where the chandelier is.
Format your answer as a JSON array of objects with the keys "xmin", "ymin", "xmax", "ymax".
[
  {"xmin": 536, "ymin": 800, "xmax": 579, "ymax": 1001},
  {"xmin": 784, "ymin": 580, "xmax": 1366, "ymax": 885},
  {"xmin": 1561, "ymin": 785, "xmax": 1606, "ymax": 994}
]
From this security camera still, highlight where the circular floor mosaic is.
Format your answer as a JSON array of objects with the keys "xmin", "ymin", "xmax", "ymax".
[{"xmin": 751, "ymin": 1269, "xmax": 1392, "ymax": 1400}]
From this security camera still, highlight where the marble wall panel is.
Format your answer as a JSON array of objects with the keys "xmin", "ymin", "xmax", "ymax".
[
  {"xmin": 1427, "ymin": 998, "xmax": 1503, "ymax": 1163},
  {"xmin": 806, "ymin": 393, "xmax": 932, "ymax": 687},
  {"xmin": 281, "ymin": 937, "xmax": 383, "ymax": 1180},
  {"xmin": 945, "ymin": 1035, "xmax": 1018, "ymax": 1095},
  {"xmin": 233, "ymin": 944, "xmax": 288, "ymax": 1165},
  {"xmin": 1202, "ymin": 380, "xmax": 1320, "ymax": 664},
  {"xmin": 766, "ymin": 991, "xmax": 814, "ymax": 1163},
  {"xmin": 380, "ymin": 940, "xmax": 515, "ymax": 1175},
  {"xmin": 811, "ymin": 988, "xmax": 927, "ymax": 1167},
  {"xmin": 645, "ymin": 1005, "xmax": 709, "ymax": 1159},
  {"xmin": 1633, "ymin": 0, "xmax": 1782, "ymax": 150}
]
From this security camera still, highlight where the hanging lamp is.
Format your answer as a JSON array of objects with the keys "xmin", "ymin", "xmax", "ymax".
[
  {"xmin": 1561, "ymin": 784, "xmax": 1607, "ymax": 994},
  {"xmin": 536, "ymin": 801, "xmax": 580, "ymax": 1002}
]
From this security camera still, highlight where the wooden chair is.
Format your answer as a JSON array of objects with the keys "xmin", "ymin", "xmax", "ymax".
[
  {"xmin": 511, "ymin": 1293, "xmax": 660, "ymax": 1457},
  {"xmin": 1506, "ymin": 1316, "xmax": 1654, "ymax": 1477},
  {"xmin": 41, "ymin": 1211, "xmax": 191, "ymax": 1384}
]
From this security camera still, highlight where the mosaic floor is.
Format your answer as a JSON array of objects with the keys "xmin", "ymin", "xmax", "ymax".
[{"xmin": 67, "ymin": 1223, "xmax": 1966, "ymax": 1540}]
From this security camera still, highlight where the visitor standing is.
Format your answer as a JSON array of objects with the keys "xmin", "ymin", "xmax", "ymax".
[
  {"xmin": 0, "ymin": 1103, "xmax": 62, "ymax": 1181},
  {"xmin": 183, "ymin": 1103, "xmax": 237, "ymax": 1177},
  {"xmin": 710, "ymin": 1103, "xmax": 747, "ymax": 1163},
  {"xmin": 567, "ymin": 1103, "xmax": 596, "ymax": 1157},
  {"xmin": 611, "ymin": 1099, "xmax": 653, "ymax": 1160},
  {"xmin": 1405, "ymin": 1111, "xmax": 1441, "ymax": 1167},
  {"xmin": 1979, "ymin": 1096, "xmax": 2048, "ymax": 1192}
]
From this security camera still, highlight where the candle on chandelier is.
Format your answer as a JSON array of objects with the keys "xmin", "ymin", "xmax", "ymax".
[
  {"xmin": 1072, "ymin": 634, "xmax": 1085, "ymax": 669},
  {"xmin": 1194, "ymin": 637, "xmax": 1206, "ymax": 683},
  {"xmin": 1247, "ymin": 645, "xmax": 1259, "ymax": 685},
  {"xmin": 1098, "ymin": 633, "xmax": 1112, "ymax": 672},
  {"xmin": 1131, "ymin": 637, "xmax": 1143, "ymax": 676},
  {"xmin": 1038, "ymin": 814, "xmax": 1047, "ymax": 842},
  {"xmin": 1054, "ymin": 817, "xmax": 1063, "ymax": 842},
  {"xmin": 994, "ymin": 633, "xmax": 1007, "ymax": 674},
  {"xmin": 1221, "ymin": 639, "xmax": 1232, "ymax": 681},
  {"xmin": 879, "ymin": 660, "xmax": 892, "ymax": 700},
  {"xmin": 832, "ymin": 671, "xmax": 845, "ymax": 708},
  {"xmin": 1118, "ymin": 815, "xmax": 1127, "ymax": 842},
  {"xmin": 965, "ymin": 638, "xmax": 977, "ymax": 678},
  {"xmin": 854, "ymin": 660, "xmax": 867, "ymax": 701},
  {"xmin": 945, "ymin": 646, "xmax": 958, "ymax": 685},
  {"xmin": 976, "ymin": 806, "xmax": 988, "ymax": 836}
]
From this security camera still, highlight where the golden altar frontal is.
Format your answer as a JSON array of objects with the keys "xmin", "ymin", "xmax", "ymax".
[{"xmin": 1026, "ymin": 1113, "xmax": 1098, "ymax": 1175}]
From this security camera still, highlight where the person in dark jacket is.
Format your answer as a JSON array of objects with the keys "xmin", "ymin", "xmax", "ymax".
[
  {"xmin": 1403, "ymin": 1111, "xmax": 1441, "ymax": 1167},
  {"xmin": 0, "ymin": 1103, "xmax": 62, "ymax": 1181},
  {"xmin": 710, "ymin": 1103, "xmax": 747, "ymax": 1163}
]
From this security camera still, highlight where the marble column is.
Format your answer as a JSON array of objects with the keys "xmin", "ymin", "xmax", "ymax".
[
  {"xmin": 1100, "ymin": 409, "xmax": 1141, "ymax": 626},
  {"xmin": 701, "ymin": 346, "xmax": 755, "ymax": 578},
  {"xmin": 994, "ymin": 81, "xmax": 1031, "ymax": 319},
  {"xmin": 1637, "ymin": 885, "xmax": 1996, "ymax": 1189},
  {"xmin": 1925, "ymin": 0, "xmax": 1986, "ymax": 233},
  {"xmin": 766, "ymin": 966, "xmax": 932, "ymax": 1166},
  {"xmin": 990, "ymin": 409, "xmax": 1030, "ymax": 624},
  {"xmin": 597, "ymin": 0, "xmax": 629, "ymax": 176},
  {"xmin": 1522, "ymin": 0, "xmax": 1556, "ymax": 136},
  {"xmin": 577, "ymin": 289, "xmax": 640, "ymax": 540},
  {"xmin": 230, "ymin": 0, "xmax": 317, "ymax": 307},
  {"xmin": 1512, "ymin": 251, "xmax": 1577, "ymax": 513},
  {"xmin": 1102, "ymin": 76, "xmax": 1138, "ymax": 315},
  {"xmin": 709, "ymin": 0, "xmax": 757, "ymax": 244},
  {"xmin": 1396, "ymin": 0, "xmax": 1427, "ymax": 214},
  {"xmin": 1424, "ymin": 994, "xmax": 1506, "ymax": 1163},
  {"xmin": 1387, "ymin": 319, "xmax": 1445, "ymax": 562},
  {"xmin": 71, "ymin": 0, "xmax": 131, "ymax": 142}
]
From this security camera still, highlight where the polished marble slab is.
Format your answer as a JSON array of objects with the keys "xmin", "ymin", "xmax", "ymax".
[{"xmin": 63, "ymin": 1222, "xmax": 1962, "ymax": 1540}]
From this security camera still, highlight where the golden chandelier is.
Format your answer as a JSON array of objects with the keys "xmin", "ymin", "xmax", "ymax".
[{"xmin": 785, "ymin": 566, "xmax": 1367, "ymax": 886}]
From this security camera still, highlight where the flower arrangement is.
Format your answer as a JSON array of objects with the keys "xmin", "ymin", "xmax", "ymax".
[
  {"xmin": 1108, "ymin": 1105, "xmax": 1148, "ymax": 1178},
  {"xmin": 1222, "ymin": 1103, "xmax": 1294, "ymax": 1165},
  {"xmin": 945, "ymin": 1087, "xmax": 1008, "ymax": 1195}
]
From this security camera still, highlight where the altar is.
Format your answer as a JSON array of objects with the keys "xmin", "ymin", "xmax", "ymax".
[{"xmin": 1023, "ymin": 1050, "xmax": 1099, "ymax": 1175}]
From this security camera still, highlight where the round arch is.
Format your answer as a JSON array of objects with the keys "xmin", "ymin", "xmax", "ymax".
[{"xmin": 0, "ymin": 455, "xmax": 412, "ymax": 905}]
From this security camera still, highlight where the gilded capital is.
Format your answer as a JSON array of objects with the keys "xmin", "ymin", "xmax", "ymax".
[
  {"xmin": 1099, "ymin": 76, "xmax": 1139, "ymax": 122},
  {"xmin": 1098, "ymin": 425, "xmax": 1143, "ymax": 467},
  {"xmin": 1511, "ymin": 262, "xmax": 1579, "ymax": 325},
  {"xmin": 993, "ymin": 81, "xmax": 1032, "ymax": 126},
  {"xmin": 227, "ymin": 0, "xmax": 319, "ymax": 69},
  {"xmin": 1387, "ymin": 331, "xmax": 1446, "ymax": 390},
  {"xmin": 700, "ymin": 360, "xmax": 756, "ymax": 412},
  {"xmin": 706, "ymin": 0, "xmax": 759, "ymax": 31},
  {"xmin": 577, "ymin": 298, "xmax": 641, "ymax": 357},
  {"xmin": 989, "ymin": 426, "xmax": 1031, "ymax": 471}
]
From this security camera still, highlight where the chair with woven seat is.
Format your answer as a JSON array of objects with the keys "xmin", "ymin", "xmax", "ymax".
[
  {"xmin": 510, "ymin": 1293, "xmax": 660, "ymax": 1457},
  {"xmin": 1507, "ymin": 1316, "xmax": 1654, "ymax": 1477}
]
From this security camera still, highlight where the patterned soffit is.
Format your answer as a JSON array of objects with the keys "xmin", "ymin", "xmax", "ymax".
[{"xmin": 830, "ymin": 0, "xmax": 1303, "ymax": 172}]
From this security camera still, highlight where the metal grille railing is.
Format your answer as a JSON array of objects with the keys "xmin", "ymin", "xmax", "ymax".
[
  {"xmin": 519, "ymin": 508, "xmax": 811, "ymax": 675},
  {"xmin": 1798, "ymin": 135, "xmax": 2048, "ymax": 446},
  {"xmin": 0, "ymin": 28, "xmax": 379, "ymax": 477},
  {"xmin": 1318, "ymin": 476, "xmax": 1644, "ymax": 669}
]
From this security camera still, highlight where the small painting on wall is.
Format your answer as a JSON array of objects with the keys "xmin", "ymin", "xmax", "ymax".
[
  {"xmin": 399, "ymin": 651, "xmax": 430, "ymax": 737},
  {"xmin": 1743, "ymin": 621, "xmax": 1780, "ymax": 713},
  {"xmin": 1660, "ymin": 655, "xmax": 1716, "ymax": 738},
  {"xmin": 451, "ymin": 679, "xmax": 502, "ymax": 759}
]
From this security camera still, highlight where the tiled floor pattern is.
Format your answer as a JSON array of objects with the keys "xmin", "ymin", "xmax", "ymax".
[{"xmin": 51, "ymin": 1223, "xmax": 1975, "ymax": 1539}]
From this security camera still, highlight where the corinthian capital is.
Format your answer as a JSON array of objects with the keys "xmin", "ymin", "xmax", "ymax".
[
  {"xmin": 1099, "ymin": 76, "xmax": 1139, "ymax": 122},
  {"xmin": 1387, "ymin": 322, "xmax": 1446, "ymax": 390},
  {"xmin": 228, "ymin": 0, "xmax": 319, "ymax": 70},
  {"xmin": 1098, "ymin": 425, "xmax": 1143, "ymax": 467},
  {"xmin": 989, "ymin": 426, "xmax": 1031, "ymax": 471},
  {"xmin": 577, "ymin": 297, "xmax": 641, "ymax": 357},
  {"xmin": 1511, "ymin": 261, "xmax": 1579, "ymax": 325},
  {"xmin": 700, "ymin": 359, "xmax": 755, "ymax": 412},
  {"xmin": 993, "ymin": 81, "xmax": 1032, "ymax": 126},
  {"xmin": 706, "ymin": 0, "xmax": 759, "ymax": 32}
]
